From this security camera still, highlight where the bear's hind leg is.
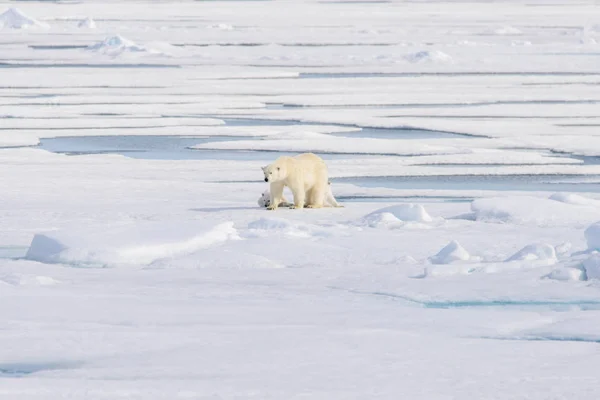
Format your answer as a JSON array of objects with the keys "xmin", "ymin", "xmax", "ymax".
[{"xmin": 306, "ymin": 185, "xmax": 325, "ymax": 209}]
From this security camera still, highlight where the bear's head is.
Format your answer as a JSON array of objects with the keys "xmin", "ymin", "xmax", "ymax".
[{"xmin": 261, "ymin": 163, "xmax": 286, "ymax": 183}]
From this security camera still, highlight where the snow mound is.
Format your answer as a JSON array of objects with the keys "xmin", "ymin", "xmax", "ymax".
[
  {"xmin": 207, "ymin": 23, "xmax": 234, "ymax": 30},
  {"xmin": 1, "ymin": 274, "xmax": 60, "ymax": 286},
  {"xmin": 246, "ymin": 217, "xmax": 331, "ymax": 239},
  {"xmin": 87, "ymin": 35, "xmax": 168, "ymax": 56},
  {"xmin": 361, "ymin": 212, "xmax": 403, "ymax": 229},
  {"xmin": 550, "ymin": 192, "xmax": 600, "ymax": 207},
  {"xmin": 506, "ymin": 243, "xmax": 557, "ymax": 263},
  {"xmin": 555, "ymin": 242, "xmax": 572, "ymax": 257},
  {"xmin": 248, "ymin": 217, "xmax": 295, "ymax": 231},
  {"xmin": 491, "ymin": 25, "xmax": 522, "ymax": 35},
  {"xmin": 585, "ymin": 222, "xmax": 600, "ymax": 251},
  {"xmin": 361, "ymin": 204, "xmax": 433, "ymax": 228},
  {"xmin": 470, "ymin": 196, "xmax": 600, "ymax": 227},
  {"xmin": 78, "ymin": 17, "xmax": 96, "ymax": 29},
  {"xmin": 429, "ymin": 240, "xmax": 471, "ymax": 265},
  {"xmin": 25, "ymin": 221, "xmax": 239, "ymax": 267},
  {"xmin": 404, "ymin": 50, "xmax": 453, "ymax": 64},
  {"xmin": 582, "ymin": 254, "xmax": 600, "ymax": 280},
  {"xmin": 547, "ymin": 267, "xmax": 586, "ymax": 282},
  {"xmin": 0, "ymin": 8, "xmax": 49, "ymax": 29}
]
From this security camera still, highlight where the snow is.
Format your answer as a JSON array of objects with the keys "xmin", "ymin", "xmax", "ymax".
[
  {"xmin": 25, "ymin": 221, "xmax": 239, "ymax": 267},
  {"xmin": 490, "ymin": 25, "xmax": 523, "ymax": 35},
  {"xmin": 207, "ymin": 23, "xmax": 234, "ymax": 31},
  {"xmin": 404, "ymin": 50, "xmax": 453, "ymax": 64},
  {"xmin": 360, "ymin": 204, "xmax": 434, "ymax": 228},
  {"xmin": 505, "ymin": 243, "xmax": 557, "ymax": 263},
  {"xmin": 428, "ymin": 240, "xmax": 471, "ymax": 265},
  {"xmin": 77, "ymin": 17, "xmax": 96, "ymax": 29},
  {"xmin": 582, "ymin": 254, "xmax": 600, "ymax": 280},
  {"xmin": 2, "ymin": 0, "xmax": 600, "ymax": 398},
  {"xmin": 470, "ymin": 196, "xmax": 600, "ymax": 227},
  {"xmin": 86, "ymin": 35, "xmax": 168, "ymax": 57},
  {"xmin": 0, "ymin": 8, "xmax": 49, "ymax": 29},
  {"xmin": 584, "ymin": 222, "xmax": 600, "ymax": 251},
  {"xmin": 547, "ymin": 267, "xmax": 586, "ymax": 282},
  {"xmin": 550, "ymin": 192, "xmax": 600, "ymax": 207}
]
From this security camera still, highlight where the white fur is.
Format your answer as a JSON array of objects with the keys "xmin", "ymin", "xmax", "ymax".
[
  {"xmin": 258, "ymin": 182, "xmax": 342, "ymax": 208},
  {"xmin": 261, "ymin": 153, "xmax": 332, "ymax": 210}
]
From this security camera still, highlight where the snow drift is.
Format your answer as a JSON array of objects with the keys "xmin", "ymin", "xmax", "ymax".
[
  {"xmin": 25, "ymin": 221, "xmax": 239, "ymax": 267},
  {"xmin": 584, "ymin": 221, "xmax": 600, "ymax": 251},
  {"xmin": 86, "ymin": 35, "xmax": 174, "ymax": 57},
  {"xmin": 404, "ymin": 50, "xmax": 453, "ymax": 64},
  {"xmin": 429, "ymin": 240, "xmax": 471, "ymax": 265},
  {"xmin": 582, "ymin": 254, "xmax": 600, "ymax": 280},
  {"xmin": 470, "ymin": 196, "xmax": 600, "ymax": 227},
  {"xmin": 360, "ymin": 204, "xmax": 433, "ymax": 228},
  {"xmin": 0, "ymin": 8, "xmax": 49, "ymax": 29},
  {"xmin": 505, "ymin": 243, "xmax": 557, "ymax": 264},
  {"xmin": 78, "ymin": 17, "xmax": 96, "ymax": 29}
]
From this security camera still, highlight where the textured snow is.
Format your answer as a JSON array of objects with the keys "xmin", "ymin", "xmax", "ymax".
[
  {"xmin": 404, "ymin": 50, "xmax": 453, "ymax": 64},
  {"xmin": 2, "ymin": 1, "xmax": 600, "ymax": 399},
  {"xmin": 470, "ymin": 196, "xmax": 600, "ymax": 227},
  {"xmin": 582, "ymin": 253, "xmax": 600, "ymax": 280},
  {"xmin": 505, "ymin": 243, "xmax": 557, "ymax": 263},
  {"xmin": 86, "ymin": 35, "xmax": 166, "ymax": 56},
  {"xmin": 584, "ymin": 222, "xmax": 600, "ymax": 251},
  {"xmin": 360, "ymin": 204, "xmax": 434, "ymax": 228},
  {"xmin": 77, "ymin": 17, "xmax": 96, "ymax": 29},
  {"xmin": 429, "ymin": 240, "xmax": 471, "ymax": 265},
  {"xmin": 25, "ymin": 221, "xmax": 239, "ymax": 267},
  {"xmin": 0, "ymin": 8, "xmax": 49, "ymax": 29}
]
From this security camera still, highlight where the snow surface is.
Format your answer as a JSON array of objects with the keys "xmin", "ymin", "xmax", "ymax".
[
  {"xmin": 0, "ymin": 7, "xmax": 49, "ymax": 29},
  {"xmin": 584, "ymin": 221, "xmax": 600, "ymax": 251},
  {"xmin": 77, "ymin": 17, "xmax": 96, "ymax": 29},
  {"xmin": 505, "ymin": 243, "xmax": 557, "ymax": 264},
  {"xmin": 2, "ymin": 0, "xmax": 600, "ymax": 399},
  {"xmin": 429, "ymin": 240, "xmax": 471, "ymax": 265}
]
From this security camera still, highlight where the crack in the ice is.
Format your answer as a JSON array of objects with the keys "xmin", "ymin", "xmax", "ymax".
[
  {"xmin": 329, "ymin": 286, "xmax": 600, "ymax": 310},
  {"xmin": 483, "ymin": 335, "xmax": 600, "ymax": 344}
]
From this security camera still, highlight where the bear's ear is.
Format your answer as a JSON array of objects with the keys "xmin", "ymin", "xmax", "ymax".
[{"xmin": 261, "ymin": 166, "xmax": 267, "ymax": 171}]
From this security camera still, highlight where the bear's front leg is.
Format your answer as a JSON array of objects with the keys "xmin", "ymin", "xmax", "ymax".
[{"xmin": 267, "ymin": 182, "xmax": 284, "ymax": 210}]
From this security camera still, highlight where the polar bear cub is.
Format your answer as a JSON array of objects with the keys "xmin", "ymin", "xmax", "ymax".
[{"xmin": 261, "ymin": 153, "xmax": 330, "ymax": 210}]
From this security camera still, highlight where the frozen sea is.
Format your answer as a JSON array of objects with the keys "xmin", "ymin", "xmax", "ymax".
[{"xmin": 2, "ymin": 0, "xmax": 600, "ymax": 398}]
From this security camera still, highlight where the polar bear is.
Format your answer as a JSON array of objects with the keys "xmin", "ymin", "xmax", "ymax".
[
  {"xmin": 258, "ymin": 181, "xmax": 343, "ymax": 209},
  {"xmin": 261, "ymin": 153, "xmax": 330, "ymax": 210}
]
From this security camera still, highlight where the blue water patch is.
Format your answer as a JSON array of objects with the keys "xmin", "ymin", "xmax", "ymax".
[
  {"xmin": 38, "ymin": 135, "xmax": 252, "ymax": 160},
  {"xmin": 421, "ymin": 299, "xmax": 600, "ymax": 310},
  {"xmin": 0, "ymin": 246, "xmax": 28, "ymax": 259},
  {"xmin": 0, "ymin": 361, "xmax": 82, "ymax": 377},
  {"xmin": 37, "ymin": 136, "xmax": 388, "ymax": 161},
  {"xmin": 331, "ymin": 287, "xmax": 600, "ymax": 311},
  {"xmin": 490, "ymin": 335, "xmax": 600, "ymax": 344}
]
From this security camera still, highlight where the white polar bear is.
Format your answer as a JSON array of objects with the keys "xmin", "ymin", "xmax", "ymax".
[
  {"xmin": 258, "ymin": 181, "xmax": 343, "ymax": 209},
  {"xmin": 261, "ymin": 153, "xmax": 332, "ymax": 210}
]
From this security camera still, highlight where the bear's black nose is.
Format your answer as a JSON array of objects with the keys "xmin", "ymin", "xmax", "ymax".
[{"xmin": 264, "ymin": 178, "xmax": 268, "ymax": 182}]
